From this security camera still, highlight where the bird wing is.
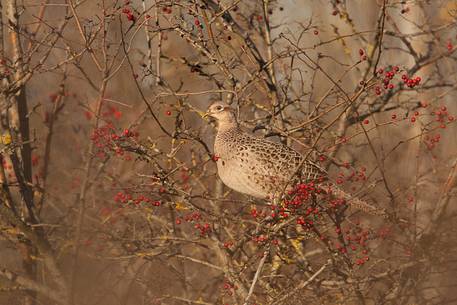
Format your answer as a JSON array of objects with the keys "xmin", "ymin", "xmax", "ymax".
[{"xmin": 241, "ymin": 135, "xmax": 326, "ymax": 184}]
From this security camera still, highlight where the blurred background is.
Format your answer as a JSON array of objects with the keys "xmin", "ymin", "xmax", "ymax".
[{"xmin": 0, "ymin": 0, "xmax": 456, "ymax": 304}]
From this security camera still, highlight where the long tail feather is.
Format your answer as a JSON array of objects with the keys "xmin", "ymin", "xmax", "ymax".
[{"xmin": 331, "ymin": 186, "xmax": 388, "ymax": 218}]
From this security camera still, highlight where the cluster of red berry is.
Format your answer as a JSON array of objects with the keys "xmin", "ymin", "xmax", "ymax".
[
  {"xmin": 374, "ymin": 66, "xmax": 421, "ymax": 95},
  {"xmin": 252, "ymin": 234, "xmax": 268, "ymax": 243},
  {"xmin": 114, "ymin": 191, "xmax": 161, "ymax": 206},
  {"xmin": 401, "ymin": 74, "xmax": 421, "ymax": 88},
  {"xmin": 250, "ymin": 178, "xmax": 388, "ymax": 267},
  {"xmin": 223, "ymin": 240, "xmax": 234, "ymax": 248},
  {"xmin": 102, "ymin": 105, "xmax": 123, "ymax": 120},
  {"xmin": 334, "ymin": 225, "xmax": 373, "ymax": 266},
  {"xmin": 90, "ymin": 123, "xmax": 138, "ymax": 159},
  {"xmin": 121, "ymin": 7, "xmax": 135, "ymax": 22},
  {"xmin": 433, "ymin": 106, "xmax": 454, "ymax": 124},
  {"xmin": 374, "ymin": 67, "xmax": 396, "ymax": 95},
  {"xmin": 175, "ymin": 211, "xmax": 211, "ymax": 236},
  {"xmin": 424, "ymin": 133, "xmax": 441, "ymax": 150},
  {"xmin": 183, "ymin": 211, "xmax": 201, "ymax": 222},
  {"xmin": 336, "ymin": 167, "xmax": 367, "ymax": 185}
]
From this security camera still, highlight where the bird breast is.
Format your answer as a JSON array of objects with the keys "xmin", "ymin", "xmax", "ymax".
[{"xmin": 214, "ymin": 132, "xmax": 285, "ymax": 198}]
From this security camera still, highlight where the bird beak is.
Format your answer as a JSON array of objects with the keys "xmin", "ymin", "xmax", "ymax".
[{"xmin": 202, "ymin": 111, "xmax": 210, "ymax": 119}]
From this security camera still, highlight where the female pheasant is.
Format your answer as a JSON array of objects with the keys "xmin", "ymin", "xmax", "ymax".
[{"xmin": 205, "ymin": 101, "xmax": 387, "ymax": 217}]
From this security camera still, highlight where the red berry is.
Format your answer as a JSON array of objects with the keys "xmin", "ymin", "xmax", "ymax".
[
  {"xmin": 375, "ymin": 86, "xmax": 381, "ymax": 95},
  {"xmin": 166, "ymin": 110, "xmax": 172, "ymax": 116},
  {"xmin": 410, "ymin": 117, "xmax": 416, "ymax": 123},
  {"xmin": 363, "ymin": 119, "xmax": 369, "ymax": 125},
  {"xmin": 313, "ymin": 30, "xmax": 319, "ymax": 35},
  {"xmin": 391, "ymin": 114, "xmax": 397, "ymax": 120},
  {"xmin": 359, "ymin": 49, "xmax": 364, "ymax": 56}
]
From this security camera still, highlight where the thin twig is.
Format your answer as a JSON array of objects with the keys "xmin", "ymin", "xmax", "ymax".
[
  {"xmin": 243, "ymin": 249, "xmax": 269, "ymax": 305},
  {"xmin": 271, "ymin": 260, "xmax": 330, "ymax": 305}
]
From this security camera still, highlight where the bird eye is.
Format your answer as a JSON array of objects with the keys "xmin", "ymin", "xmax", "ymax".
[{"xmin": 216, "ymin": 105, "xmax": 223, "ymax": 111}]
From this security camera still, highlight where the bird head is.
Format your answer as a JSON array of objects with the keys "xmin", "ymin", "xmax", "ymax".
[{"xmin": 204, "ymin": 101, "xmax": 238, "ymax": 128}]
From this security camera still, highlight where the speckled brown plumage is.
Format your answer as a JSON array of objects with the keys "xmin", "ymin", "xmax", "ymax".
[
  {"xmin": 205, "ymin": 102, "xmax": 387, "ymax": 218},
  {"xmin": 214, "ymin": 126, "xmax": 324, "ymax": 198}
]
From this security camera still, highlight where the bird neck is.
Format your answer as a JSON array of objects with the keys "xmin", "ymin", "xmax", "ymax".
[
  {"xmin": 216, "ymin": 120, "xmax": 239, "ymax": 133},
  {"xmin": 215, "ymin": 123, "xmax": 242, "ymax": 148}
]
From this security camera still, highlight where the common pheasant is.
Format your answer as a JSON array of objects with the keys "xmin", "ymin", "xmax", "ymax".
[{"xmin": 205, "ymin": 101, "xmax": 387, "ymax": 218}]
